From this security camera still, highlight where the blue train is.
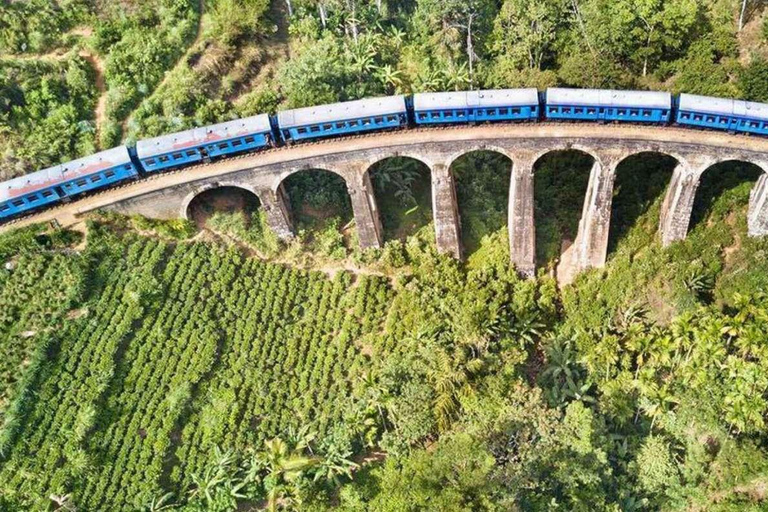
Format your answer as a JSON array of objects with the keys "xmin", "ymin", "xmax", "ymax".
[{"xmin": 4, "ymin": 87, "xmax": 768, "ymax": 222}]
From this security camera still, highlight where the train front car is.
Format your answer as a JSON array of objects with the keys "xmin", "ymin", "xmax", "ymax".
[
  {"xmin": 136, "ymin": 114, "xmax": 273, "ymax": 173},
  {"xmin": 412, "ymin": 88, "xmax": 540, "ymax": 125},
  {"xmin": 677, "ymin": 94, "xmax": 768, "ymax": 135},
  {"xmin": 545, "ymin": 88, "xmax": 672, "ymax": 124},
  {"xmin": 276, "ymin": 96, "xmax": 408, "ymax": 143},
  {"xmin": 0, "ymin": 146, "xmax": 138, "ymax": 221}
]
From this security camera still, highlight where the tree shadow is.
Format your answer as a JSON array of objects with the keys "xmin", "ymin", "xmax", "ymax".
[
  {"xmin": 607, "ymin": 153, "xmax": 676, "ymax": 255},
  {"xmin": 368, "ymin": 157, "xmax": 433, "ymax": 242},
  {"xmin": 281, "ymin": 169, "xmax": 353, "ymax": 229},
  {"xmin": 689, "ymin": 162, "xmax": 763, "ymax": 231},
  {"xmin": 451, "ymin": 150, "xmax": 512, "ymax": 256},
  {"xmin": 533, "ymin": 150, "xmax": 593, "ymax": 269}
]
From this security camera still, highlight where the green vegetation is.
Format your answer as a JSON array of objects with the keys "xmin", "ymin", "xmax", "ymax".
[
  {"xmin": 6, "ymin": 0, "xmax": 768, "ymax": 510},
  {"xmin": 2, "ymin": 147, "xmax": 768, "ymax": 510}
]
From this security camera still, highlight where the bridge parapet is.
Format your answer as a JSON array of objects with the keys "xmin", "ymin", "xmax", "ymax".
[{"xmin": 18, "ymin": 125, "xmax": 765, "ymax": 283}]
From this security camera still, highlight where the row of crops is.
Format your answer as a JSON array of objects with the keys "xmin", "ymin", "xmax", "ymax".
[{"xmin": 0, "ymin": 225, "xmax": 394, "ymax": 510}]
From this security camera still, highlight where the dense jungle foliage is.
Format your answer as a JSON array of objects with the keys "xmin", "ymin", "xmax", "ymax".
[
  {"xmin": 1, "ymin": 147, "xmax": 768, "ymax": 510},
  {"xmin": 4, "ymin": 0, "xmax": 768, "ymax": 511}
]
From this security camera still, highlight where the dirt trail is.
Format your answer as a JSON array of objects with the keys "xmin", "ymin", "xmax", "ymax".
[
  {"xmin": 121, "ymin": 0, "xmax": 206, "ymax": 136},
  {"xmin": 2, "ymin": 27, "xmax": 108, "ymax": 143}
]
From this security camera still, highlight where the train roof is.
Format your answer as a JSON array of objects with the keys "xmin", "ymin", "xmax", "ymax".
[
  {"xmin": 546, "ymin": 88, "xmax": 672, "ymax": 109},
  {"xmin": 413, "ymin": 89, "xmax": 539, "ymax": 110},
  {"xmin": 0, "ymin": 146, "xmax": 132, "ymax": 202},
  {"xmin": 136, "ymin": 114, "xmax": 271, "ymax": 159},
  {"xmin": 679, "ymin": 93, "xmax": 768, "ymax": 120},
  {"xmin": 277, "ymin": 96, "xmax": 407, "ymax": 128}
]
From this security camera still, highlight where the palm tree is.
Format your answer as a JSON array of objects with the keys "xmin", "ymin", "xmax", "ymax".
[{"xmin": 256, "ymin": 437, "xmax": 320, "ymax": 511}]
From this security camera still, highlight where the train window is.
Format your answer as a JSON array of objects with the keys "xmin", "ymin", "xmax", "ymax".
[
  {"xmin": 387, "ymin": 116, "xmax": 397, "ymax": 122},
  {"xmin": 374, "ymin": 117, "xmax": 383, "ymax": 124},
  {"xmin": 617, "ymin": 109, "xmax": 626, "ymax": 115},
  {"xmin": 76, "ymin": 179, "xmax": 87, "ymax": 187},
  {"xmin": 0, "ymin": 205, "xmax": 9, "ymax": 212},
  {"xmin": 232, "ymin": 139, "xmax": 243, "ymax": 147},
  {"xmin": 12, "ymin": 200, "xmax": 24, "ymax": 207},
  {"xmin": 105, "ymin": 171, "xmax": 115, "ymax": 178},
  {"xmin": 159, "ymin": 156, "xmax": 170, "ymax": 163},
  {"xmin": 587, "ymin": 109, "xmax": 596, "ymax": 115},
  {"xmin": 218, "ymin": 143, "xmax": 229, "ymax": 149},
  {"xmin": 457, "ymin": 111, "xmax": 466, "ymax": 118},
  {"xmin": 324, "ymin": 124, "xmax": 333, "ymax": 130},
  {"xmin": 173, "ymin": 153, "xmax": 183, "ymax": 159},
  {"xmin": 573, "ymin": 108, "xmax": 583, "ymax": 114},
  {"xmin": 146, "ymin": 158, "xmax": 156, "ymax": 165},
  {"xmin": 91, "ymin": 175, "xmax": 102, "ymax": 183},
  {"xmin": 499, "ymin": 108, "xmax": 508, "ymax": 115},
  {"xmin": 350, "ymin": 120, "xmax": 359, "ymax": 127},
  {"xmin": 310, "ymin": 125, "xmax": 321, "ymax": 132},
  {"xmin": 125, "ymin": 164, "xmax": 132, "ymax": 170},
  {"xmin": 27, "ymin": 194, "xmax": 39, "ymax": 202},
  {"xmin": 720, "ymin": 118, "xmax": 728, "ymax": 124},
  {"xmin": 298, "ymin": 128, "xmax": 307, "ymax": 134},
  {"xmin": 548, "ymin": 107, "xmax": 557, "ymax": 113},
  {"xmin": 694, "ymin": 115, "xmax": 702, "ymax": 121},
  {"xmin": 706, "ymin": 116, "xmax": 714, "ymax": 123},
  {"xmin": 642, "ymin": 110, "xmax": 650, "ymax": 117},
  {"xmin": 418, "ymin": 113, "xmax": 427, "ymax": 120},
  {"xmin": 42, "ymin": 191, "xmax": 53, "ymax": 198},
  {"xmin": 680, "ymin": 113, "xmax": 690, "ymax": 119}
]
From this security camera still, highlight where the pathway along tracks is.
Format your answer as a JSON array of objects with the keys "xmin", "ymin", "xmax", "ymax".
[{"xmin": 4, "ymin": 123, "xmax": 768, "ymax": 234}]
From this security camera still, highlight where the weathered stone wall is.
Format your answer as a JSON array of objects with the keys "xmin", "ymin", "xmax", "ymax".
[{"xmin": 92, "ymin": 132, "xmax": 768, "ymax": 282}]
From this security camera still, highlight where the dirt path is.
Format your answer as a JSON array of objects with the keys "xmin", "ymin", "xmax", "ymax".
[
  {"xmin": 121, "ymin": 0, "xmax": 206, "ymax": 136},
  {"xmin": 2, "ymin": 27, "xmax": 108, "ymax": 144}
]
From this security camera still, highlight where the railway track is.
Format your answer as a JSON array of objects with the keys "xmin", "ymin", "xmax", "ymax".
[{"xmin": 3, "ymin": 121, "xmax": 768, "ymax": 232}]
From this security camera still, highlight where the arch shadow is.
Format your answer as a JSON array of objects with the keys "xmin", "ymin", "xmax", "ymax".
[
  {"xmin": 533, "ymin": 149, "xmax": 595, "ymax": 269},
  {"xmin": 449, "ymin": 149, "xmax": 512, "ymax": 255},
  {"xmin": 689, "ymin": 160, "xmax": 764, "ymax": 232},
  {"xmin": 607, "ymin": 152, "xmax": 677, "ymax": 256},
  {"xmin": 184, "ymin": 184, "xmax": 262, "ymax": 228},
  {"xmin": 279, "ymin": 168, "xmax": 353, "ymax": 234},
  {"xmin": 367, "ymin": 156, "xmax": 433, "ymax": 242}
]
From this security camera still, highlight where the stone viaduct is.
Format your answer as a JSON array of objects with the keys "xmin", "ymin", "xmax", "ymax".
[{"xmin": 11, "ymin": 125, "xmax": 768, "ymax": 282}]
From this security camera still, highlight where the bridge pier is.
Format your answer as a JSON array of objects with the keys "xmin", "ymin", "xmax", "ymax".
[
  {"xmin": 658, "ymin": 165, "xmax": 701, "ymax": 246},
  {"xmin": 347, "ymin": 170, "xmax": 384, "ymax": 249},
  {"xmin": 432, "ymin": 163, "xmax": 463, "ymax": 259},
  {"xmin": 748, "ymin": 172, "xmax": 768, "ymax": 237},
  {"xmin": 259, "ymin": 184, "xmax": 295, "ymax": 240},
  {"xmin": 508, "ymin": 156, "xmax": 536, "ymax": 277},
  {"xmin": 558, "ymin": 159, "xmax": 615, "ymax": 283}
]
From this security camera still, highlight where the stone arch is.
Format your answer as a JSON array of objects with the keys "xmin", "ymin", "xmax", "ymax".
[
  {"xmin": 529, "ymin": 147, "xmax": 600, "ymax": 272},
  {"xmin": 181, "ymin": 181, "xmax": 263, "ymax": 222},
  {"xmin": 447, "ymin": 148, "xmax": 515, "ymax": 254},
  {"xmin": 530, "ymin": 144, "xmax": 603, "ymax": 171},
  {"xmin": 364, "ymin": 155, "xmax": 433, "ymax": 242},
  {"xmin": 444, "ymin": 144, "xmax": 515, "ymax": 171},
  {"xmin": 272, "ymin": 165, "xmax": 351, "ymax": 194},
  {"xmin": 689, "ymin": 158, "xmax": 766, "ymax": 233},
  {"xmin": 607, "ymin": 151, "xmax": 679, "ymax": 256}
]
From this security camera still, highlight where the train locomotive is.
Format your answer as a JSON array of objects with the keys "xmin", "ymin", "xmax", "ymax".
[{"xmin": 3, "ymin": 87, "xmax": 768, "ymax": 221}]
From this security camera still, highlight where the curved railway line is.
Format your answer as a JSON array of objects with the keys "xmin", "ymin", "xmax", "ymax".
[{"xmin": 3, "ymin": 122, "xmax": 768, "ymax": 234}]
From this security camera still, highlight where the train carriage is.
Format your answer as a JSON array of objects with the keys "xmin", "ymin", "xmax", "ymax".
[
  {"xmin": 676, "ymin": 94, "xmax": 768, "ymax": 135},
  {"xmin": 545, "ymin": 88, "xmax": 672, "ymax": 123},
  {"xmin": 277, "ymin": 96, "xmax": 407, "ymax": 143},
  {"xmin": 413, "ymin": 88, "xmax": 540, "ymax": 125},
  {"xmin": 0, "ymin": 146, "xmax": 138, "ymax": 220},
  {"xmin": 136, "ymin": 114, "xmax": 273, "ymax": 173}
]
